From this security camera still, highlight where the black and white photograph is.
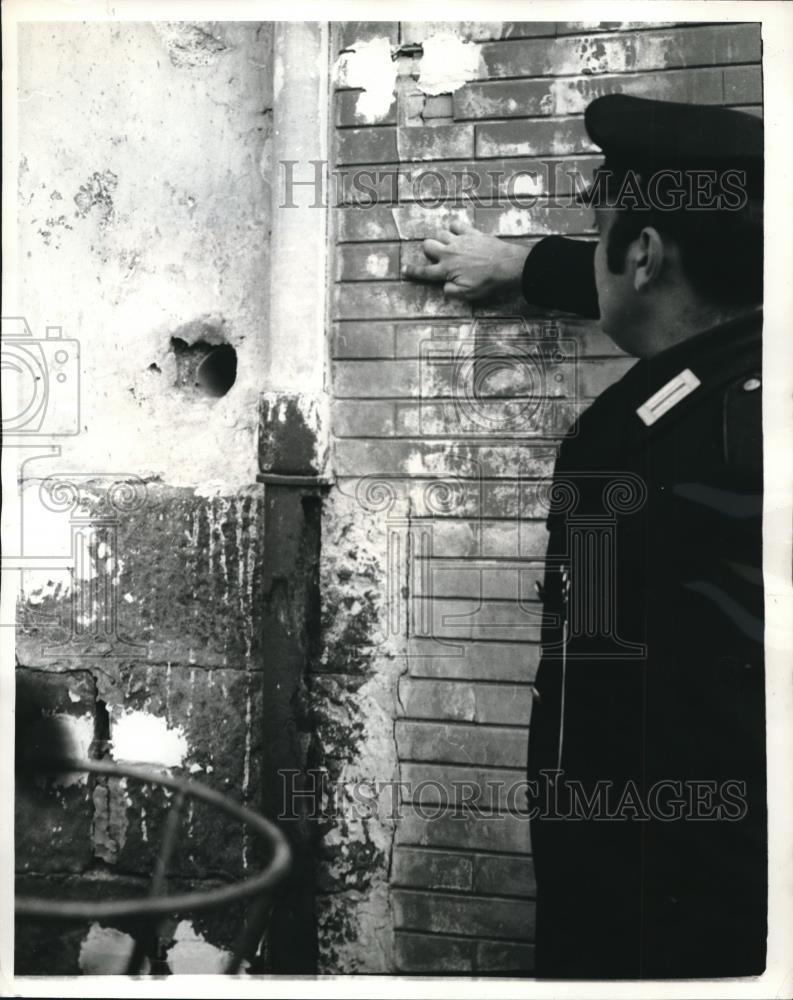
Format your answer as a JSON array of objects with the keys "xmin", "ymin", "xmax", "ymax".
[{"xmin": 2, "ymin": 1, "xmax": 792, "ymax": 995}]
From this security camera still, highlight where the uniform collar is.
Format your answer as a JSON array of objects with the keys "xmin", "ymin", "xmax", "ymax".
[{"xmin": 622, "ymin": 307, "xmax": 762, "ymax": 442}]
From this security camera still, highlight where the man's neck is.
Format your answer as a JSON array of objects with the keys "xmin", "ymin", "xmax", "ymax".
[{"xmin": 636, "ymin": 299, "xmax": 758, "ymax": 360}]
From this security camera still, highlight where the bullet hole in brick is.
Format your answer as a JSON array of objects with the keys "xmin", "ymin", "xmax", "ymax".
[
  {"xmin": 148, "ymin": 362, "xmax": 161, "ymax": 373},
  {"xmin": 169, "ymin": 337, "xmax": 237, "ymax": 398}
]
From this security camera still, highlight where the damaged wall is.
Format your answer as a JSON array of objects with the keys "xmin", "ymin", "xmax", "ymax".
[
  {"xmin": 12, "ymin": 20, "xmax": 280, "ymax": 974},
  {"xmin": 325, "ymin": 18, "xmax": 762, "ymax": 974}
]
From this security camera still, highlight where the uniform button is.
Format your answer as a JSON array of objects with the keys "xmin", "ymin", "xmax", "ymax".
[{"xmin": 742, "ymin": 377, "xmax": 761, "ymax": 392}]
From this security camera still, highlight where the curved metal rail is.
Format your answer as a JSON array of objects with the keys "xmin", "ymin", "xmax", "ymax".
[{"xmin": 16, "ymin": 758, "xmax": 292, "ymax": 973}]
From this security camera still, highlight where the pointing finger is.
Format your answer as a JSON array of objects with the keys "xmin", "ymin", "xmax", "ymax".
[
  {"xmin": 403, "ymin": 261, "xmax": 446, "ymax": 282},
  {"xmin": 422, "ymin": 238, "xmax": 449, "ymax": 260},
  {"xmin": 443, "ymin": 280, "xmax": 470, "ymax": 299}
]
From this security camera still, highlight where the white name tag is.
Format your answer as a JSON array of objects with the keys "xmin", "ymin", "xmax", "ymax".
[{"xmin": 636, "ymin": 368, "xmax": 701, "ymax": 427}]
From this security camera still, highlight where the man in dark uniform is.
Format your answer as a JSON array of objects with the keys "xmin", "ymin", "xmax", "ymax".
[{"xmin": 404, "ymin": 95, "xmax": 765, "ymax": 978}]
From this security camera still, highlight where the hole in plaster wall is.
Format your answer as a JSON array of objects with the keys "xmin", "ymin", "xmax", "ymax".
[{"xmin": 169, "ymin": 338, "xmax": 237, "ymax": 398}]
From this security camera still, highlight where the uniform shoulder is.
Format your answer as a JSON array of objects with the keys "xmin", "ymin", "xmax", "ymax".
[{"xmin": 722, "ymin": 367, "xmax": 762, "ymax": 483}]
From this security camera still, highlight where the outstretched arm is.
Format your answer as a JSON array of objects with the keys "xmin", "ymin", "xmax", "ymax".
[{"xmin": 402, "ymin": 219, "xmax": 599, "ymax": 319}]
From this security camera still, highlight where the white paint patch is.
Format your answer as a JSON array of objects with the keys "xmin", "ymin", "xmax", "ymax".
[
  {"xmin": 51, "ymin": 713, "xmax": 94, "ymax": 787},
  {"xmin": 111, "ymin": 709, "xmax": 188, "ymax": 767},
  {"xmin": 79, "ymin": 923, "xmax": 148, "ymax": 975},
  {"xmin": 511, "ymin": 173, "xmax": 545, "ymax": 197},
  {"xmin": 365, "ymin": 253, "xmax": 390, "ymax": 279},
  {"xmin": 417, "ymin": 32, "xmax": 483, "ymax": 96},
  {"xmin": 166, "ymin": 920, "xmax": 246, "ymax": 974},
  {"xmin": 335, "ymin": 37, "xmax": 396, "ymax": 123}
]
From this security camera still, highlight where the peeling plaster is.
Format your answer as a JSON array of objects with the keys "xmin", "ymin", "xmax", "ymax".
[
  {"xmin": 92, "ymin": 777, "xmax": 131, "ymax": 863},
  {"xmin": 17, "ymin": 22, "xmax": 270, "ymax": 492},
  {"xmin": 166, "ymin": 920, "xmax": 244, "ymax": 973},
  {"xmin": 315, "ymin": 489, "xmax": 407, "ymax": 971},
  {"xmin": 335, "ymin": 37, "xmax": 397, "ymax": 124},
  {"xmin": 153, "ymin": 22, "xmax": 229, "ymax": 68},
  {"xmin": 259, "ymin": 391, "xmax": 330, "ymax": 477},
  {"xmin": 48, "ymin": 712, "xmax": 94, "ymax": 786},
  {"xmin": 416, "ymin": 32, "xmax": 483, "ymax": 96},
  {"xmin": 79, "ymin": 923, "xmax": 148, "ymax": 975},
  {"xmin": 110, "ymin": 709, "xmax": 188, "ymax": 767}
]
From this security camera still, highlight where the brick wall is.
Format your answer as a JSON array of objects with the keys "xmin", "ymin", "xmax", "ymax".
[{"xmin": 326, "ymin": 19, "xmax": 761, "ymax": 974}]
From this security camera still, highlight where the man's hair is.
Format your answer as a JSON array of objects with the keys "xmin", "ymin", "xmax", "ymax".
[{"xmin": 602, "ymin": 173, "xmax": 763, "ymax": 307}]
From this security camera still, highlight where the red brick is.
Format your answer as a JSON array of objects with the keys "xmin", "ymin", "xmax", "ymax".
[
  {"xmin": 332, "ymin": 400, "xmax": 395, "ymax": 437},
  {"xmin": 473, "ymin": 854, "xmax": 537, "ymax": 897},
  {"xmin": 336, "ymin": 205, "xmax": 399, "ymax": 242},
  {"xmin": 336, "ymin": 204, "xmax": 474, "ymax": 242},
  {"xmin": 392, "ymin": 316, "xmax": 580, "ymax": 358},
  {"xmin": 399, "ymin": 678, "xmax": 533, "ymax": 725},
  {"xmin": 397, "ymin": 124, "xmax": 474, "ymax": 161},
  {"xmin": 395, "ymin": 719, "xmax": 528, "ymax": 767},
  {"xmin": 396, "ymin": 802, "xmax": 532, "ymax": 852},
  {"xmin": 394, "ymin": 888, "xmax": 535, "ymax": 940},
  {"xmin": 554, "ymin": 21, "xmax": 678, "ymax": 35},
  {"xmin": 333, "ymin": 359, "xmax": 419, "ymax": 397},
  {"xmin": 337, "ymin": 21, "xmax": 398, "ymax": 51},
  {"xmin": 422, "ymin": 94, "xmax": 454, "ymax": 119},
  {"xmin": 333, "ymin": 281, "xmax": 470, "ymax": 321},
  {"xmin": 335, "ymin": 354, "xmax": 577, "ymax": 401},
  {"xmin": 405, "ymin": 636, "xmax": 541, "ymax": 682},
  {"xmin": 411, "ymin": 596, "xmax": 545, "ymax": 643},
  {"xmin": 395, "ymin": 930, "xmax": 473, "ymax": 973},
  {"xmin": 392, "ymin": 847, "xmax": 473, "ymax": 890},
  {"xmin": 333, "ymin": 476, "xmax": 558, "ymax": 521},
  {"xmin": 723, "ymin": 65, "xmax": 762, "ymax": 105},
  {"xmin": 332, "ymin": 322, "xmax": 395, "ymax": 359},
  {"xmin": 396, "ymin": 398, "xmax": 578, "ymax": 439},
  {"xmin": 454, "ymin": 67, "xmax": 724, "ymax": 120},
  {"xmin": 400, "ymin": 763, "xmax": 530, "ymax": 810},
  {"xmin": 475, "ymin": 202, "xmax": 593, "ymax": 237},
  {"xmin": 476, "ymin": 939, "xmax": 535, "ymax": 972},
  {"xmin": 336, "ymin": 89, "xmax": 397, "ymax": 127},
  {"xmin": 411, "ymin": 518, "xmax": 549, "ymax": 558},
  {"xmin": 336, "ymin": 242, "xmax": 401, "ymax": 281},
  {"xmin": 410, "ymin": 561, "xmax": 544, "ymax": 601},
  {"xmin": 336, "ymin": 126, "xmax": 398, "ymax": 165},
  {"xmin": 479, "ymin": 24, "xmax": 761, "ymax": 79},
  {"xmin": 333, "ymin": 164, "xmax": 399, "ymax": 206},
  {"xmin": 476, "ymin": 118, "xmax": 594, "ymax": 159},
  {"xmin": 332, "ymin": 438, "xmax": 556, "ymax": 478},
  {"xmin": 402, "ymin": 21, "xmax": 556, "ymax": 44},
  {"xmin": 398, "ymin": 158, "xmax": 588, "ymax": 202}
]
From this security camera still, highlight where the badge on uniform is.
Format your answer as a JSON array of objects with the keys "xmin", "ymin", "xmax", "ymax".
[{"xmin": 636, "ymin": 368, "xmax": 701, "ymax": 426}]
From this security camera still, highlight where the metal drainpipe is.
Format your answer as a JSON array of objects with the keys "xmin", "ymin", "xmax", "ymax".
[{"xmin": 257, "ymin": 22, "xmax": 332, "ymax": 974}]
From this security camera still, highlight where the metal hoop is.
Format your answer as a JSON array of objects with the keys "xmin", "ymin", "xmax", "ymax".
[{"xmin": 16, "ymin": 758, "xmax": 292, "ymax": 974}]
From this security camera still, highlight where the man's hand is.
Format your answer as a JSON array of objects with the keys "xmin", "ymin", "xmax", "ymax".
[{"xmin": 402, "ymin": 219, "xmax": 530, "ymax": 302}]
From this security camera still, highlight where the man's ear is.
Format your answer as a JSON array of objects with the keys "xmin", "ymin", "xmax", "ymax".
[{"xmin": 633, "ymin": 226, "xmax": 664, "ymax": 293}]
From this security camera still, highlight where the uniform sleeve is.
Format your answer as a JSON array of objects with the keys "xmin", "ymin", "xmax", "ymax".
[{"xmin": 521, "ymin": 236, "xmax": 599, "ymax": 319}]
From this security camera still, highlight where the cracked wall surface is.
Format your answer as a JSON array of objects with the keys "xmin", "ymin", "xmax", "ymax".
[{"xmin": 13, "ymin": 20, "xmax": 275, "ymax": 975}]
